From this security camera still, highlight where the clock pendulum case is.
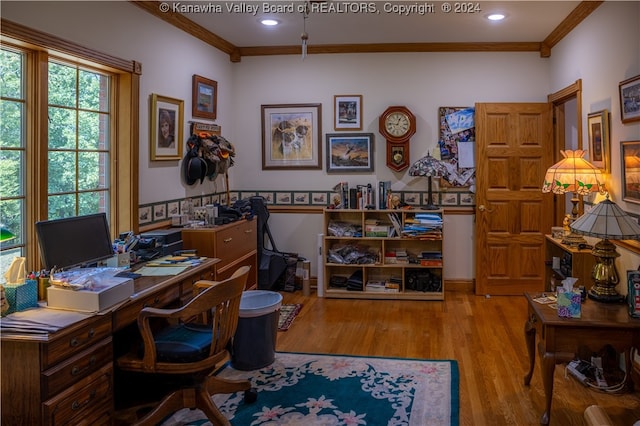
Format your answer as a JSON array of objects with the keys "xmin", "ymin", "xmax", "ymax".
[{"xmin": 379, "ymin": 106, "xmax": 416, "ymax": 172}]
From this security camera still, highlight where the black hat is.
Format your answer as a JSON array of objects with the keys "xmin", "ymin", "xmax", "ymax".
[{"xmin": 182, "ymin": 150, "xmax": 207, "ymax": 185}]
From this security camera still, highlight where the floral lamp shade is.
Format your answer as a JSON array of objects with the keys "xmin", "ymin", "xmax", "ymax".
[{"xmin": 541, "ymin": 149, "xmax": 605, "ymax": 196}]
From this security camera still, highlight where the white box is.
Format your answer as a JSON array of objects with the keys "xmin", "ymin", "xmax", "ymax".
[{"xmin": 47, "ymin": 276, "xmax": 134, "ymax": 312}]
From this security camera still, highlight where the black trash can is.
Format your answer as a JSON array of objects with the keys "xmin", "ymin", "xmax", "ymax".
[{"xmin": 232, "ymin": 290, "xmax": 283, "ymax": 370}]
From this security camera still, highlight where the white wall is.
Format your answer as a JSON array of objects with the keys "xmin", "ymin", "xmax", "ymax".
[
  {"xmin": 4, "ymin": 1, "xmax": 639, "ymax": 283},
  {"xmin": 549, "ymin": 0, "xmax": 640, "ymax": 293}
]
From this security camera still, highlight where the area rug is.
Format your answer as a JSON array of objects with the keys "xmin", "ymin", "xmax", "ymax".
[
  {"xmin": 278, "ymin": 304, "xmax": 302, "ymax": 331},
  {"xmin": 163, "ymin": 352, "xmax": 459, "ymax": 426}
]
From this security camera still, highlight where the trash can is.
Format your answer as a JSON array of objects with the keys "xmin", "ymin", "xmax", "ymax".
[{"xmin": 232, "ymin": 290, "xmax": 283, "ymax": 370}]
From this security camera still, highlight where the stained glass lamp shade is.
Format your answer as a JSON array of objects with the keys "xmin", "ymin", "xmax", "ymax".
[
  {"xmin": 541, "ymin": 149, "xmax": 605, "ymax": 246},
  {"xmin": 408, "ymin": 153, "xmax": 447, "ymax": 210},
  {"xmin": 570, "ymin": 197, "xmax": 640, "ymax": 302}
]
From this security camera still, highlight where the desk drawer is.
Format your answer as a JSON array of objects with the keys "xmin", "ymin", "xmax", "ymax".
[
  {"xmin": 215, "ymin": 220, "xmax": 256, "ymax": 267},
  {"xmin": 112, "ymin": 285, "xmax": 180, "ymax": 331},
  {"xmin": 44, "ymin": 315, "xmax": 112, "ymax": 369},
  {"xmin": 43, "ymin": 363, "xmax": 113, "ymax": 426},
  {"xmin": 42, "ymin": 337, "xmax": 113, "ymax": 399}
]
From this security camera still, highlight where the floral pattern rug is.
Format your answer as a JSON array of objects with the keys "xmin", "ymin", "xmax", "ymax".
[{"xmin": 163, "ymin": 352, "xmax": 459, "ymax": 426}]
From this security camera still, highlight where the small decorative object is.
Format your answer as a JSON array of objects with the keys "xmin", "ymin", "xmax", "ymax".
[
  {"xmin": 551, "ymin": 226, "xmax": 564, "ymax": 240},
  {"xmin": 628, "ymin": 270, "xmax": 640, "ymax": 318},
  {"xmin": 334, "ymin": 95, "xmax": 363, "ymax": 130},
  {"xmin": 408, "ymin": 152, "xmax": 447, "ymax": 210},
  {"xmin": 570, "ymin": 195, "xmax": 640, "ymax": 302},
  {"xmin": 326, "ymin": 133, "xmax": 374, "ymax": 173},
  {"xmin": 621, "ymin": 140, "xmax": 640, "ymax": 204},
  {"xmin": 261, "ymin": 104, "xmax": 322, "ymax": 170},
  {"xmin": 541, "ymin": 149, "xmax": 606, "ymax": 246},
  {"xmin": 192, "ymin": 75, "xmax": 217, "ymax": 120},
  {"xmin": 587, "ymin": 110, "xmax": 610, "ymax": 172},
  {"xmin": 619, "ymin": 74, "xmax": 640, "ymax": 124},
  {"xmin": 379, "ymin": 106, "xmax": 416, "ymax": 172},
  {"xmin": 150, "ymin": 93, "xmax": 184, "ymax": 161}
]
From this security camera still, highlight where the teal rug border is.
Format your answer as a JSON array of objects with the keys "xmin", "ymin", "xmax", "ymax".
[{"xmin": 217, "ymin": 351, "xmax": 460, "ymax": 426}]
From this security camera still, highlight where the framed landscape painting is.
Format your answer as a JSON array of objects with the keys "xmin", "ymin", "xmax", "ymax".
[
  {"xmin": 326, "ymin": 133, "xmax": 374, "ymax": 173},
  {"xmin": 334, "ymin": 95, "xmax": 362, "ymax": 130},
  {"xmin": 621, "ymin": 140, "xmax": 640, "ymax": 204},
  {"xmin": 192, "ymin": 75, "xmax": 217, "ymax": 120},
  {"xmin": 619, "ymin": 75, "xmax": 640, "ymax": 124}
]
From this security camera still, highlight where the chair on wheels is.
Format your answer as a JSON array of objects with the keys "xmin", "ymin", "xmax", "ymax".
[{"xmin": 115, "ymin": 266, "xmax": 255, "ymax": 425}]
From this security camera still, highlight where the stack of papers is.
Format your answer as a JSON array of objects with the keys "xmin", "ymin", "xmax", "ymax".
[{"xmin": 0, "ymin": 307, "xmax": 91, "ymax": 334}]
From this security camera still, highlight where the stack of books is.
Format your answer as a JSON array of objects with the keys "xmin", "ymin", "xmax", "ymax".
[
  {"xmin": 402, "ymin": 213, "xmax": 443, "ymax": 239},
  {"xmin": 419, "ymin": 251, "xmax": 443, "ymax": 267}
]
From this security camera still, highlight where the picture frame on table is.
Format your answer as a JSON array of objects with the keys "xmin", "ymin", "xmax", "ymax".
[
  {"xmin": 192, "ymin": 75, "xmax": 217, "ymax": 120},
  {"xmin": 334, "ymin": 95, "xmax": 363, "ymax": 130},
  {"xmin": 620, "ymin": 75, "xmax": 640, "ymax": 124},
  {"xmin": 587, "ymin": 110, "xmax": 610, "ymax": 172},
  {"xmin": 326, "ymin": 133, "xmax": 374, "ymax": 173},
  {"xmin": 261, "ymin": 103, "xmax": 322, "ymax": 170},
  {"xmin": 150, "ymin": 93, "xmax": 183, "ymax": 161},
  {"xmin": 621, "ymin": 140, "xmax": 640, "ymax": 204}
]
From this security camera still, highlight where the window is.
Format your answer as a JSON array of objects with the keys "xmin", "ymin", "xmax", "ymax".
[
  {"xmin": 1, "ymin": 21, "xmax": 140, "ymax": 276},
  {"xmin": 0, "ymin": 47, "xmax": 26, "ymax": 273},
  {"xmin": 47, "ymin": 61, "xmax": 111, "ymax": 219}
]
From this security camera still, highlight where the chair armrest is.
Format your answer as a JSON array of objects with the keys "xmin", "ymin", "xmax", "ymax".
[{"xmin": 194, "ymin": 280, "xmax": 223, "ymax": 294}]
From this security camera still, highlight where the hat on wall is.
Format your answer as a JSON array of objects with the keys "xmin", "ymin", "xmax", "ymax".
[{"xmin": 182, "ymin": 150, "xmax": 207, "ymax": 185}]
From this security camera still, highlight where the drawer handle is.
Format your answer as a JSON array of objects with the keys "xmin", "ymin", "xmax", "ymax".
[
  {"xmin": 244, "ymin": 229, "xmax": 252, "ymax": 233},
  {"xmin": 223, "ymin": 237, "xmax": 233, "ymax": 243},
  {"xmin": 143, "ymin": 296, "xmax": 161, "ymax": 308},
  {"xmin": 71, "ymin": 356, "xmax": 96, "ymax": 376},
  {"xmin": 71, "ymin": 389, "xmax": 97, "ymax": 411},
  {"xmin": 69, "ymin": 328, "xmax": 95, "ymax": 347}
]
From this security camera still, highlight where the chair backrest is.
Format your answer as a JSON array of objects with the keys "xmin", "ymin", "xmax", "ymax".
[{"xmin": 137, "ymin": 266, "xmax": 250, "ymax": 371}]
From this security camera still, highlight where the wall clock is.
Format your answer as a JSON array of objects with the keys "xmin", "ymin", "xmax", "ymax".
[{"xmin": 379, "ymin": 106, "xmax": 416, "ymax": 171}]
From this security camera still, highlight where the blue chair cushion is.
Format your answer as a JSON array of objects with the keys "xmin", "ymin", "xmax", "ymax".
[{"xmin": 152, "ymin": 323, "xmax": 213, "ymax": 363}]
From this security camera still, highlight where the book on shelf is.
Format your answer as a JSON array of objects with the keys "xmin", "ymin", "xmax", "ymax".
[{"xmin": 378, "ymin": 181, "xmax": 392, "ymax": 209}]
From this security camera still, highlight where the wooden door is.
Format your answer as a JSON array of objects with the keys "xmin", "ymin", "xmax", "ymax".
[{"xmin": 475, "ymin": 103, "xmax": 554, "ymax": 295}]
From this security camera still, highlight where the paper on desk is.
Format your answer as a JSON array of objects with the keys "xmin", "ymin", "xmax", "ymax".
[
  {"xmin": 136, "ymin": 266, "xmax": 189, "ymax": 276},
  {"xmin": 0, "ymin": 307, "xmax": 92, "ymax": 333}
]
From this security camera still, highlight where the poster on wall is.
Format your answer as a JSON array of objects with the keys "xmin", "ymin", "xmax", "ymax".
[{"xmin": 438, "ymin": 107, "xmax": 476, "ymax": 188}]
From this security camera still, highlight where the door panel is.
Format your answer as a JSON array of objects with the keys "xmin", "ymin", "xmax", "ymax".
[{"xmin": 475, "ymin": 103, "xmax": 554, "ymax": 295}]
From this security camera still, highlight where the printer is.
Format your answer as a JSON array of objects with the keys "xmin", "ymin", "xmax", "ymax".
[{"xmin": 139, "ymin": 229, "xmax": 183, "ymax": 256}]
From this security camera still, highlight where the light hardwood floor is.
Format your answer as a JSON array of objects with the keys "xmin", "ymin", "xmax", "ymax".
[{"xmin": 275, "ymin": 289, "xmax": 640, "ymax": 425}]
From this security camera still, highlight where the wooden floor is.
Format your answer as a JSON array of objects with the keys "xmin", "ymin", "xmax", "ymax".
[{"xmin": 275, "ymin": 289, "xmax": 640, "ymax": 425}]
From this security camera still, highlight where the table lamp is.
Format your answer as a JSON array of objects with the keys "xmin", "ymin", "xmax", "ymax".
[
  {"xmin": 541, "ymin": 149, "xmax": 605, "ymax": 246},
  {"xmin": 408, "ymin": 152, "xmax": 447, "ymax": 210},
  {"xmin": 570, "ymin": 195, "xmax": 640, "ymax": 302}
]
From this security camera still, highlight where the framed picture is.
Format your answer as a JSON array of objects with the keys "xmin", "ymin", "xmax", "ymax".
[
  {"xmin": 619, "ymin": 75, "xmax": 640, "ymax": 124},
  {"xmin": 261, "ymin": 103, "xmax": 322, "ymax": 170},
  {"xmin": 334, "ymin": 95, "xmax": 362, "ymax": 130},
  {"xmin": 325, "ymin": 133, "xmax": 374, "ymax": 173},
  {"xmin": 587, "ymin": 110, "xmax": 610, "ymax": 172},
  {"xmin": 192, "ymin": 75, "xmax": 217, "ymax": 120},
  {"xmin": 621, "ymin": 140, "xmax": 640, "ymax": 204},
  {"xmin": 150, "ymin": 93, "xmax": 183, "ymax": 161}
]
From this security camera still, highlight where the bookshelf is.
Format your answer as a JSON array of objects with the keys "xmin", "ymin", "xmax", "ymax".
[{"xmin": 323, "ymin": 209, "xmax": 444, "ymax": 300}]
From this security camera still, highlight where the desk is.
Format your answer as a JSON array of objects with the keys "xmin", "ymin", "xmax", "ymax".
[
  {"xmin": 523, "ymin": 292, "xmax": 640, "ymax": 425},
  {"xmin": 0, "ymin": 258, "xmax": 219, "ymax": 426}
]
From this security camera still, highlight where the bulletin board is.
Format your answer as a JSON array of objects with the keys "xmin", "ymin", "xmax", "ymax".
[{"xmin": 437, "ymin": 106, "xmax": 476, "ymax": 188}]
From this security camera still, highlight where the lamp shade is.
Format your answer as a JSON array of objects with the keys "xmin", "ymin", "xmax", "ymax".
[
  {"xmin": 541, "ymin": 149, "xmax": 605, "ymax": 196},
  {"xmin": 0, "ymin": 227, "xmax": 15, "ymax": 242},
  {"xmin": 570, "ymin": 199, "xmax": 640, "ymax": 240},
  {"xmin": 408, "ymin": 153, "xmax": 446, "ymax": 177}
]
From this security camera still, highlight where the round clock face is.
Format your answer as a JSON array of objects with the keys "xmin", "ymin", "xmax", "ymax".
[{"xmin": 385, "ymin": 112, "xmax": 411, "ymax": 137}]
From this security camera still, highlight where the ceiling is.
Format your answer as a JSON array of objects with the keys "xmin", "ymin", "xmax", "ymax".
[{"xmin": 133, "ymin": 1, "xmax": 602, "ymax": 61}]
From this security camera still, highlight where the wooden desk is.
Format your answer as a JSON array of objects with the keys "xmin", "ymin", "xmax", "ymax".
[
  {"xmin": 523, "ymin": 292, "xmax": 640, "ymax": 425},
  {"xmin": 0, "ymin": 258, "xmax": 219, "ymax": 426}
]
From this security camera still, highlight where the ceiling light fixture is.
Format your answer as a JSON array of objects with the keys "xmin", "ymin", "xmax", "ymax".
[
  {"xmin": 487, "ymin": 13, "xmax": 506, "ymax": 21},
  {"xmin": 260, "ymin": 18, "xmax": 279, "ymax": 26}
]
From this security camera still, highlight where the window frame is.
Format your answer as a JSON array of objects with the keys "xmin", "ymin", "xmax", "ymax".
[{"xmin": 1, "ymin": 18, "xmax": 140, "ymax": 273}]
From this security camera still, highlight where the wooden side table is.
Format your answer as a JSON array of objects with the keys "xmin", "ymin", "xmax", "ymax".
[{"xmin": 523, "ymin": 292, "xmax": 640, "ymax": 425}]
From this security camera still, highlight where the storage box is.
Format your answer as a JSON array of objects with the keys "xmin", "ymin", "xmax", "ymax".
[
  {"xmin": 47, "ymin": 277, "xmax": 134, "ymax": 312},
  {"xmin": 4, "ymin": 279, "xmax": 38, "ymax": 314},
  {"xmin": 557, "ymin": 289, "xmax": 581, "ymax": 318}
]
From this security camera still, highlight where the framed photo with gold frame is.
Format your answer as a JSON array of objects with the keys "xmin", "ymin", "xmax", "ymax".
[
  {"xmin": 334, "ymin": 95, "xmax": 362, "ymax": 130},
  {"xmin": 621, "ymin": 140, "xmax": 640, "ymax": 204},
  {"xmin": 192, "ymin": 74, "xmax": 217, "ymax": 120},
  {"xmin": 587, "ymin": 109, "xmax": 610, "ymax": 172},
  {"xmin": 150, "ymin": 93, "xmax": 183, "ymax": 161},
  {"xmin": 261, "ymin": 103, "xmax": 322, "ymax": 170}
]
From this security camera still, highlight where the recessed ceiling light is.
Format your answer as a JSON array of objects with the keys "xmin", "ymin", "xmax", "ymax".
[
  {"xmin": 487, "ymin": 13, "xmax": 506, "ymax": 21},
  {"xmin": 260, "ymin": 18, "xmax": 280, "ymax": 26}
]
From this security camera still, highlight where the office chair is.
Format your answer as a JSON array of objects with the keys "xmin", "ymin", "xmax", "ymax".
[{"xmin": 115, "ymin": 266, "xmax": 255, "ymax": 425}]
